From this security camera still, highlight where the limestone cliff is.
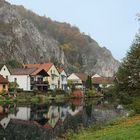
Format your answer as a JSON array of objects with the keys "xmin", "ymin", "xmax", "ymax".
[{"xmin": 0, "ymin": 0, "xmax": 120, "ymax": 76}]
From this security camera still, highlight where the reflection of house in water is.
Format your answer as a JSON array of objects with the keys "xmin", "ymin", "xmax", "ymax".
[
  {"xmin": 30, "ymin": 104, "xmax": 49, "ymax": 125},
  {"xmin": 0, "ymin": 106, "xmax": 11, "ymax": 129},
  {"xmin": 67, "ymin": 106, "xmax": 83, "ymax": 116},
  {"xmin": 8, "ymin": 107, "xmax": 31, "ymax": 121},
  {"xmin": 46, "ymin": 106, "xmax": 60, "ymax": 128},
  {"xmin": 59, "ymin": 106, "xmax": 67, "ymax": 122}
]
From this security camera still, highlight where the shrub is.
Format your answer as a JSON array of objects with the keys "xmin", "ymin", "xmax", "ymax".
[
  {"xmin": 118, "ymin": 92, "xmax": 133, "ymax": 105},
  {"xmin": 131, "ymin": 98, "xmax": 140, "ymax": 114}
]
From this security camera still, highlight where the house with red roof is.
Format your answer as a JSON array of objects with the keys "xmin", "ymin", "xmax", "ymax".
[
  {"xmin": 24, "ymin": 63, "xmax": 60, "ymax": 90},
  {"xmin": 9, "ymin": 68, "xmax": 49, "ymax": 91},
  {"xmin": 92, "ymin": 74, "xmax": 114, "ymax": 90},
  {"xmin": 0, "ymin": 75, "xmax": 9, "ymax": 94}
]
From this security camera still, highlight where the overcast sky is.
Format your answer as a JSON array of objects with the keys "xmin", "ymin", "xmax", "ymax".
[{"xmin": 7, "ymin": 0, "xmax": 140, "ymax": 61}]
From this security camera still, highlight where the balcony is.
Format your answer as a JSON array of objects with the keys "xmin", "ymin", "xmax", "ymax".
[{"xmin": 31, "ymin": 81, "xmax": 49, "ymax": 86}]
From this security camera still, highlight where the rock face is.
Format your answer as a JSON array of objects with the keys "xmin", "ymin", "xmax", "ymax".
[{"xmin": 0, "ymin": 0, "xmax": 120, "ymax": 76}]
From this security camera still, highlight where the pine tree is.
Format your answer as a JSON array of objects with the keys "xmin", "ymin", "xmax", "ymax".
[
  {"xmin": 116, "ymin": 35, "xmax": 140, "ymax": 96},
  {"xmin": 86, "ymin": 75, "xmax": 92, "ymax": 90}
]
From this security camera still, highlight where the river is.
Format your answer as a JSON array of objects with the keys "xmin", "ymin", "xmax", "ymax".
[{"xmin": 0, "ymin": 98, "xmax": 127, "ymax": 140}]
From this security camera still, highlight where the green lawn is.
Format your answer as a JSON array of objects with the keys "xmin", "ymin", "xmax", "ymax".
[{"xmin": 65, "ymin": 115, "xmax": 140, "ymax": 140}]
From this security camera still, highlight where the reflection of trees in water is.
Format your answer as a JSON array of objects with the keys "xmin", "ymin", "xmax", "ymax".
[{"xmin": 0, "ymin": 99, "xmax": 127, "ymax": 140}]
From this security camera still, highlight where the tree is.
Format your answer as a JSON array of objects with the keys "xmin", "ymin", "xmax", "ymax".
[
  {"xmin": 116, "ymin": 35, "xmax": 140, "ymax": 96},
  {"xmin": 85, "ymin": 75, "xmax": 92, "ymax": 90},
  {"xmin": 6, "ymin": 60, "xmax": 22, "ymax": 68}
]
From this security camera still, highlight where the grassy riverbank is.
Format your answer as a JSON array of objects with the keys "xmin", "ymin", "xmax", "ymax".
[
  {"xmin": 63, "ymin": 115, "xmax": 140, "ymax": 140},
  {"xmin": 0, "ymin": 94, "xmax": 69, "ymax": 105}
]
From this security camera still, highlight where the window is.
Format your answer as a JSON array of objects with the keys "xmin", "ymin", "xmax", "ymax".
[
  {"xmin": 3, "ymin": 85, "xmax": 6, "ymax": 89},
  {"xmin": 38, "ymin": 77, "xmax": 43, "ymax": 82},
  {"xmin": 4, "ymin": 68, "xmax": 5, "ymax": 71},
  {"xmin": 6, "ymin": 76, "xmax": 8, "ymax": 80},
  {"xmin": 51, "ymin": 70, "xmax": 52, "ymax": 73},
  {"xmin": 52, "ymin": 76, "xmax": 54, "ymax": 80},
  {"xmin": 14, "ymin": 78, "xmax": 17, "ymax": 82},
  {"xmin": 61, "ymin": 75, "xmax": 64, "ymax": 81}
]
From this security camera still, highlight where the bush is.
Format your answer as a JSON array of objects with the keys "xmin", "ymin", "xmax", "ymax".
[
  {"xmin": 131, "ymin": 98, "xmax": 140, "ymax": 114},
  {"xmin": 118, "ymin": 92, "xmax": 133, "ymax": 105},
  {"xmin": 85, "ymin": 89, "xmax": 96, "ymax": 97},
  {"xmin": 104, "ymin": 85, "xmax": 117, "ymax": 98}
]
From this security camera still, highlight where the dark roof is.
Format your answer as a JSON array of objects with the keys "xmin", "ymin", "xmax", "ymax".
[
  {"xmin": 0, "ymin": 75, "xmax": 9, "ymax": 84},
  {"xmin": 31, "ymin": 68, "xmax": 49, "ymax": 76},
  {"xmin": 75, "ymin": 73, "xmax": 88, "ymax": 82},
  {"xmin": 10, "ymin": 68, "xmax": 49, "ymax": 76},
  {"xmin": 10, "ymin": 68, "xmax": 37, "ymax": 75},
  {"xmin": 92, "ymin": 77, "xmax": 114, "ymax": 84}
]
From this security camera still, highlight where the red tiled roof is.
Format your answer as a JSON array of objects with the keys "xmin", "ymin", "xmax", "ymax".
[
  {"xmin": 92, "ymin": 77, "xmax": 114, "ymax": 84},
  {"xmin": 24, "ymin": 63, "xmax": 53, "ymax": 72},
  {"xmin": 75, "ymin": 73, "xmax": 87, "ymax": 82},
  {"xmin": 0, "ymin": 75, "xmax": 9, "ymax": 84}
]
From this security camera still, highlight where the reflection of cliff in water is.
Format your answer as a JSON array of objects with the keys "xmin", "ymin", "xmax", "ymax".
[{"xmin": 0, "ymin": 99, "xmax": 127, "ymax": 140}]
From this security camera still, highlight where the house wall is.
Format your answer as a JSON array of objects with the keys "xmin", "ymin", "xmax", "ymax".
[
  {"xmin": 67, "ymin": 73, "xmax": 83, "ymax": 89},
  {"xmin": 0, "ymin": 84, "xmax": 8, "ymax": 94},
  {"xmin": 9, "ymin": 75, "xmax": 31, "ymax": 91},
  {"xmin": 67, "ymin": 73, "xmax": 82, "ymax": 84},
  {"xmin": 92, "ymin": 74, "xmax": 101, "ymax": 78},
  {"xmin": 0, "ymin": 65, "xmax": 11, "ymax": 80},
  {"xmin": 59, "ymin": 70, "xmax": 67, "ymax": 90},
  {"xmin": 45, "ymin": 65, "xmax": 59, "ymax": 90}
]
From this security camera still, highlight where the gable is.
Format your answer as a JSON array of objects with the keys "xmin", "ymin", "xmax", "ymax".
[
  {"xmin": 67, "ymin": 73, "xmax": 80, "ymax": 80},
  {"xmin": 24, "ymin": 63, "xmax": 53, "ymax": 72},
  {"xmin": 92, "ymin": 74, "xmax": 101, "ymax": 78},
  {"xmin": 60, "ymin": 70, "xmax": 67, "ymax": 76},
  {"xmin": 47, "ymin": 65, "xmax": 59, "ymax": 76},
  {"xmin": 0, "ymin": 65, "xmax": 11, "ymax": 76}
]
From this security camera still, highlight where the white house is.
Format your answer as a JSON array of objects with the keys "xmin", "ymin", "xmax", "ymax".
[
  {"xmin": 0, "ymin": 64, "xmax": 11, "ymax": 80},
  {"xmin": 9, "ymin": 68, "xmax": 49, "ymax": 91},
  {"xmin": 58, "ymin": 68, "xmax": 67, "ymax": 90},
  {"xmin": 92, "ymin": 74, "xmax": 101, "ymax": 78},
  {"xmin": 67, "ymin": 73, "xmax": 87, "ymax": 89}
]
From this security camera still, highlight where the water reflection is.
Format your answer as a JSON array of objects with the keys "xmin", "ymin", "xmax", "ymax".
[{"xmin": 0, "ymin": 98, "xmax": 127, "ymax": 140}]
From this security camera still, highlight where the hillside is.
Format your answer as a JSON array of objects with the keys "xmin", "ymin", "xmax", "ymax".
[{"xmin": 0, "ymin": 0, "xmax": 120, "ymax": 76}]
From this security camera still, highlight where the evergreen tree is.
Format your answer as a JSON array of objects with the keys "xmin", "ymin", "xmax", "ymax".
[
  {"xmin": 116, "ymin": 35, "xmax": 140, "ymax": 96},
  {"xmin": 86, "ymin": 75, "xmax": 92, "ymax": 90}
]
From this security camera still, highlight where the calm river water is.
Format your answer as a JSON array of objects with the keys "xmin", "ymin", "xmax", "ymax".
[{"xmin": 0, "ymin": 98, "xmax": 127, "ymax": 140}]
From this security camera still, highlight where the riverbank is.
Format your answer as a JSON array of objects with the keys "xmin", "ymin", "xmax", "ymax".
[
  {"xmin": 0, "ymin": 94, "xmax": 69, "ymax": 105},
  {"xmin": 61, "ymin": 115, "xmax": 140, "ymax": 140},
  {"xmin": 0, "ymin": 90, "xmax": 103, "ymax": 105}
]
